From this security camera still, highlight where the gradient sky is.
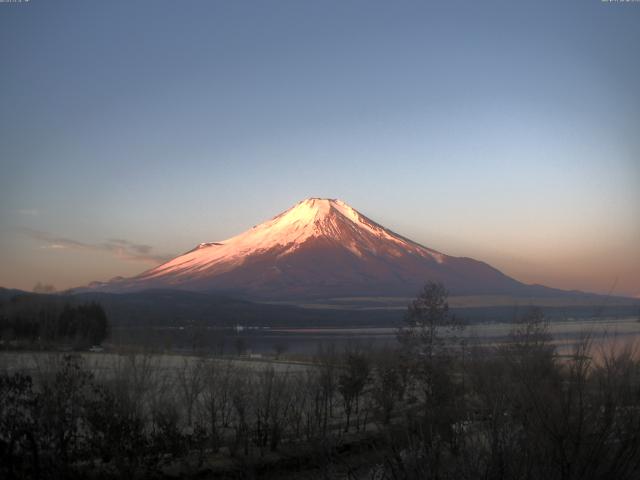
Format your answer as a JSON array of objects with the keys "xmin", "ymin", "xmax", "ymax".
[{"xmin": 1, "ymin": 0, "xmax": 639, "ymax": 297}]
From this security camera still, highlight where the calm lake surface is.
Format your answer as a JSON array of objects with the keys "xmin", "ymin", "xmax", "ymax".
[
  {"xmin": 260, "ymin": 317, "xmax": 640, "ymax": 354},
  {"xmin": 109, "ymin": 317, "xmax": 640, "ymax": 356},
  {"xmin": 2, "ymin": 319, "xmax": 638, "ymax": 374}
]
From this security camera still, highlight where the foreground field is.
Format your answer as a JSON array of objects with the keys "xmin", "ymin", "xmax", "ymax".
[
  {"xmin": 0, "ymin": 351, "xmax": 312, "ymax": 377},
  {"xmin": 3, "ymin": 312, "xmax": 640, "ymax": 479}
]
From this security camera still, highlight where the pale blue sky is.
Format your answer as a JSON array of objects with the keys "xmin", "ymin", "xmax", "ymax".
[{"xmin": 1, "ymin": 0, "xmax": 639, "ymax": 295}]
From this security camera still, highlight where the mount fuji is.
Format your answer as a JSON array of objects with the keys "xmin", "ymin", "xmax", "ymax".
[{"xmin": 85, "ymin": 198, "xmax": 570, "ymax": 300}]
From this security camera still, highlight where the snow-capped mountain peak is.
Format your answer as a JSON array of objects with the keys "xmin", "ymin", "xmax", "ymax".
[
  {"xmin": 88, "ymin": 198, "xmax": 533, "ymax": 299},
  {"xmin": 139, "ymin": 198, "xmax": 439, "ymax": 280}
]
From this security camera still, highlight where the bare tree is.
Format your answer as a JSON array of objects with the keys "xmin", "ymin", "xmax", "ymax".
[
  {"xmin": 176, "ymin": 357, "xmax": 205, "ymax": 426},
  {"xmin": 397, "ymin": 282, "xmax": 463, "ymax": 421},
  {"xmin": 338, "ymin": 348, "xmax": 370, "ymax": 432},
  {"xmin": 315, "ymin": 344, "xmax": 339, "ymax": 437},
  {"xmin": 251, "ymin": 366, "xmax": 293, "ymax": 454},
  {"xmin": 199, "ymin": 360, "xmax": 235, "ymax": 452},
  {"xmin": 371, "ymin": 351, "xmax": 405, "ymax": 425},
  {"xmin": 37, "ymin": 355, "xmax": 96, "ymax": 478},
  {"xmin": 397, "ymin": 282, "xmax": 463, "ymax": 362},
  {"xmin": 230, "ymin": 373, "xmax": 251, "ymax": 456}
]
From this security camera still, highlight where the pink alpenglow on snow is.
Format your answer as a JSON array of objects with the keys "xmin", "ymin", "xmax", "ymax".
[{"xmin": 85, "ymin": 198, "xmax": 566, "ymax": 299}]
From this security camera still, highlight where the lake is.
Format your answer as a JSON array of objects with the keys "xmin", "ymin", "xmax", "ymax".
[{"xmin": 106, "ymin": 317, "xmax": 640, "ymax": 356}]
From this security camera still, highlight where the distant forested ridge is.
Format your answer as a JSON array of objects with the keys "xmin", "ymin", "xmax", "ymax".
[{"xmin": 0, "ymin": 287, "xmax": 638, "ymax": 332}]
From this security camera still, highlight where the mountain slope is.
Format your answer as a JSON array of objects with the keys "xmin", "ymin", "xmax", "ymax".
[{"xmin": 87, "ymin": 198, "xmax": 571, "ymax": 299}]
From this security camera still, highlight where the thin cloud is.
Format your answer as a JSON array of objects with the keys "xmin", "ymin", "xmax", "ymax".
[
  {"xmin": 21, "ymin": 228, "xmax": 172, "ymax": 264},
  {"xmin": 107, "ymin": 238, "xmax": 153, "ymax": 255},
  {"xmin": 33, "ymin": 282, "xmax": 56, "ymax": 293},
  {"xmin": 17, "ymin": 209, "xmax": 40, "ymax": 216}
]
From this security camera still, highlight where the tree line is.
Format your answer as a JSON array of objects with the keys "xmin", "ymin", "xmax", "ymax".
[{"xmin": 0, "ymin": 296, "xmax": 109, "ymax": 348}]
